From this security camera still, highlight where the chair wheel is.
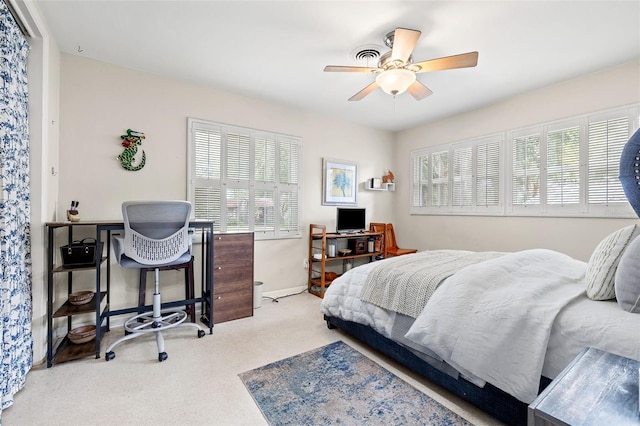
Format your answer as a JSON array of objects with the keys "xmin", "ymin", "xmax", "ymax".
[
  {"xmin": 198, "ymin": 330, "xmax": 205, "ymax": 338},
  {"xmin": 105, "ymin": 351, "xmax": 115, "ymax": 361},
  {"xmin": 158, "ymin": 352, "xmax": 168, "ymax": 362}
]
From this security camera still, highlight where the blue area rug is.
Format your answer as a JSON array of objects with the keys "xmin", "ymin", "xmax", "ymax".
[{"xmin": 239, "ymin": 341, "xmax": 472, "ymax": 425}]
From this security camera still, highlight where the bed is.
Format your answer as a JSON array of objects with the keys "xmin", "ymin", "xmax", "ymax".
[{"xmin": 320, "ymin": 228, "xmax": 640, "ymax": 425}]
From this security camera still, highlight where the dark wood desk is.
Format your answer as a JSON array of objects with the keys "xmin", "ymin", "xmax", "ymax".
[
  {"xmin": 528, "ymin": 347, "xmax": 640, "ymax": 426},
  {"xmin": 45, "ymin": 220, "xmax": 214, "ymax": 367}
]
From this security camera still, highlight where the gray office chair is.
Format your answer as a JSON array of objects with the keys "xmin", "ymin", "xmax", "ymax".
[{"xmin": 105, "ymin": 200, "xmax": 205, "ymax": 362}]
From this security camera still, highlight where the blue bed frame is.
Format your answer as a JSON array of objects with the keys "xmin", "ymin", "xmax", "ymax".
[{"xmin": 324, "ymin": 314, "xmax": 552, "ymax": 426}]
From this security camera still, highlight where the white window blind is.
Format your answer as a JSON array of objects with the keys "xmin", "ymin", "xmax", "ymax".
[
  {"xmin": 547, "ymin": 125, "xmax": 580, "ymax": 206},
  {"xmin": 476, "ymin": 138, "xmax": 502, "ymax": 209},
  {"xmin": 410, "ymin": 134, "xmax": 504, "ymax": 214},
  {"xmin": 411, "ymin": 153, "xmax": 429, "ymax": 208},
  {"xmin": 452, "ymin": 146, "xmax": 472, "ymax": 208},
  {"xmin": 188, "ymin": 118, "xmax": 302, "ymax": 239},
  {"xmin": 276, "ymin": 137, "xmax": 300, "ymax": 234},
  {"xmin": 588, "ymin": 116, "xmax": 628, "ymax": 205},
  {"xmin": 512, "ymin": 132, "xmax": 541, "ymax": 208},
  {"xmin": 431, "ymin": 150, "xmax": 449, "ymax": 208},
  {"xmin": 410, "ymin": 104, "xmax": 639, "ymax": 218}
]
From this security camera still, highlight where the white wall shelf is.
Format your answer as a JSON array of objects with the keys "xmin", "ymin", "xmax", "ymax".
[{"xmin": 366, "ymin": 181, "xmax": 395, "ymax": 191}]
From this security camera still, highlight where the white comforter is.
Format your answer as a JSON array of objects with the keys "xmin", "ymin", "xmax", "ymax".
[
  {"xmin": 320, "ymin": 248, "xmax": 640, "ymax": 404},
  {"xmin": 404, "ymin": 249, "xmax": 585, "ymax": 403}
]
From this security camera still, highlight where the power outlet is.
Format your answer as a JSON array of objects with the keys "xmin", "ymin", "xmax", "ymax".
[{"xmin": 303, "ymin": 258, "xmax": 309, "ymax": 270}]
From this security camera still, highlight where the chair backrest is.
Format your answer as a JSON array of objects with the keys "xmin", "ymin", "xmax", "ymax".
[
  {"xmin": 122, "ymin": 200, "xmax": 191, "ymax": 265},
  {"xmin": 369, "ymin": 222, "xmax": 385, "ymax": 233},
  {"xmin": 385, "ymin": 223, "xmax": 399, "ymax": 251}
]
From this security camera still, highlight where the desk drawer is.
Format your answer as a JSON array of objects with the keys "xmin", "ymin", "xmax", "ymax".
[
  {"xmin": 213, "ymin": 288, "xmax": 253, "ymax": 323},
  {"xmin": 213, "ymin": 233, "xmax": 253, "ymax": 265},
  {"xmin": 213, "ymin": 264, "xmax": 253, "ymax": 293}
]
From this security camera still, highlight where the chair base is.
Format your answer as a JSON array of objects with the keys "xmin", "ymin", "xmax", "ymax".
[{"xmin": 105, "ymin": 308, "xmax": 206, "ymax": 362}]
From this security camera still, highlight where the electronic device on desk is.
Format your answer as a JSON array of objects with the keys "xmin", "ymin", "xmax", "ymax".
[{"xmin": 336, "ymin": 207, "xmax": 366, "ymax": 234}]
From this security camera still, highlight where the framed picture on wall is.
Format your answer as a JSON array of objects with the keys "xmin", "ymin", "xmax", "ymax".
[{"xmin": 322, "ymin": 158, "xmax": 358, "ymax": 206}]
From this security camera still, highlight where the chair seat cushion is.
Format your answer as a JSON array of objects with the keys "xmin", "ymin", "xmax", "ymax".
[
  {"xmin": 118, "ymin": 251, "xmax": 192, "ymax": 269},
  {"xmin": 388, "ymin": 248, "xmax": 418, "ymax": 256}
]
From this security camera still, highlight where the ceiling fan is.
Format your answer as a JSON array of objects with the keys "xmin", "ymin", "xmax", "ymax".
[{"xmin": 324, "ymin": 27, "xmax": 479, "ymax": 101}]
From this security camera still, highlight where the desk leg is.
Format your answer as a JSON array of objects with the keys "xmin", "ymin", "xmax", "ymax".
[
  {"xmin": 46, "ymin": 226, "xmax": 54, "ymax": 368},
  {"xmin": 204, "ymin": 227, "xmax": 214, "ymax": 333},
  {"xmin": 95, "ymin": 228, "xmax": 102, "ymax": 359}
]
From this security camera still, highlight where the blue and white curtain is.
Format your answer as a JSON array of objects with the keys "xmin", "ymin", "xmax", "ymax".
[{"xmin": 0, "ymin": 0, "xmax": 32, "ymax": 419}]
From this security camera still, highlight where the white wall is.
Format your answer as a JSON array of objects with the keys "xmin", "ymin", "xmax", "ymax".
[
  {"xmin": 56, "ymin": 54, "xmax": 395, "ymax": 310},
  {"xmin": 393, "ymin": 61, "xmax": 640, "ymax": 261}
]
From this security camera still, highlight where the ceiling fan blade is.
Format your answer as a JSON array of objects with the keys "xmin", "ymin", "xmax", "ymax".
[
  {"xmin": 412, "ymin": 51, "xmax": 479, "ymax": 73},
  {"xmin": 391, "ymin": 28, "xmax": 421, "ymax": 64},
  {"xmin": 348, "ymin": 82, "xmax": 379, "ymax": 101},
  {"xmin": 324, "ymin": 65, "xmax": 379, "ymax": 73},
  {"xmin": 407, "ymin": 81, "xmax": 433, "ymax": 100}
]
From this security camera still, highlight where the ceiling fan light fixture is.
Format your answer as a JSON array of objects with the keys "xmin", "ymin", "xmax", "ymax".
[{"xmin": 375, "ymin": 68, "xmax": 416, "ymax": 96}]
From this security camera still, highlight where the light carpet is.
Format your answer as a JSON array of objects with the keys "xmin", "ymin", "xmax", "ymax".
[{"xmin": 240, "ymin": 340, "xmax": 472, "ymax": 425}]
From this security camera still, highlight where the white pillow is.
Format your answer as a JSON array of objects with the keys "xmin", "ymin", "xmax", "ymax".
[
  {"xmin": 585, "ymin": 224, "xmax": 640, "ymax": 300},
  {"xmin": 614, "ymin": 235, "xmax": 640, "ymax": 313}
]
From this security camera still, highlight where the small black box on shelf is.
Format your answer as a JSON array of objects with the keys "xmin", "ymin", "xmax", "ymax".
[{"xmin": 348, "ymin": 238, "xmax": 367, "ymax": 255}]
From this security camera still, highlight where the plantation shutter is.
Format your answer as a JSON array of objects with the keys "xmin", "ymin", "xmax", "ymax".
[
  {"xmin": 476, "ymin": 139, "xmax": 501, "ymax": 208},
  {"xmin": 588, "ymin": 115, "xmax": 628, "ymax": 206},
  {"xmin": 411, "ymin": 153, "xmax": 429, "ymax": 209},
  {"xmin": 512, "ymin": 132, "xmax": 541, "ymax": 207},
  {"xmin": 278, "ymin": 137, "xmax": 300, "ymax": 234},
  {"xmin": 189, "ymin": 118, "xmax": 302, "ymax": 239},
  {"xmin": 225, "ymin": 130, "xmax": 252, "ymax": 232},
  {"xmin": 407, "ymin": 105, "xmax": 638, "ymax": 218},
  {"xmin": 431, "ymin": 150, "xmax": 449, "ymax": 207},
  {"xmin": 254, "ymin": 134, "xmax": 276, "ymax": 233},
  {"xmin": 452, "ymin": 146, "xmax": 472, "ymax": 207},
  {"xmin": 547, "ymin": 125, "xmax": 580, "ymax": 206},
  {"xmin": 193, "ymin": 125, "xmax": 222, "ymax": 232}
]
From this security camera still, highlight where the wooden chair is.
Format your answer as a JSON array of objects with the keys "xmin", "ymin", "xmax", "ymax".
[{"xmin": 370, "ymin": 222, "xmax": 417, "ymax": 257}]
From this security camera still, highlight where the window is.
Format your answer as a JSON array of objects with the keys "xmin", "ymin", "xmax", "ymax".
[
  {"xmin": 411, "ymin": 135, "xmax": 503, "ymax": 215},
  {"xmin": 587, "ymin": 112, "xmax": 630, "ymax": 216},
  {"xmin": 411, "ymin": 152, "xmax": 429, "ymax": 209},
  {"xmin": 410, "ymin": 104, "xmax": 639, "ymax": 218},
  {"xmin": 476, "ymin": 138, "xmax": 502, "ymax": 210},
  {"xmin": 511, "ymin": 131, "xmax": 541, "ymax": 208},
  {"xmin": 431, "ymin": 150, "xmax": 449, "ymax": 208},
  {"xmin": 547, "ymin": 125, "xmax": 580, "ymax": 206},
  {"xmin": 188, "ymin": 118, "xmax": 302, "ymax": 239},
  {"xmin": 452, "ymin": 146, "xmax": 472, "ymax": 208}
]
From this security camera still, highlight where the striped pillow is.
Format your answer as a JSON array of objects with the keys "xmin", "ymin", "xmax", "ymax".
[{"xmin": 585, "ymin": 224, "xmax": 640, "ymax": 300}]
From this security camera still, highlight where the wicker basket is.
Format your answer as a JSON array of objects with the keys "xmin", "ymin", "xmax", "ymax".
[
  {"xmin": 68, "ymin": 291, "xmax": 94, "ymax": 306},
  {"xmin": 68, "ymin": 325, "xmax": 96, "ymax": 344}
]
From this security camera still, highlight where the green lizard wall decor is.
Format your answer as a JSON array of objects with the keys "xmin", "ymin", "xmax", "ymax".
[{"xmin": 118, "ymin": 128, "xmax": 146, "ymax": 171}]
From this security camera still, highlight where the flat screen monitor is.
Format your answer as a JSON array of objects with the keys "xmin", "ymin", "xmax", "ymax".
[{"xmin": 336, "ymin": 208, "xmax": 366, "ymax": 233}]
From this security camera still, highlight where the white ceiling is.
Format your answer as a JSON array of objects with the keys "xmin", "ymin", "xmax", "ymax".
[{"xmin": 34, "ymin": 1, "xmax": 640, "ymax": 132}]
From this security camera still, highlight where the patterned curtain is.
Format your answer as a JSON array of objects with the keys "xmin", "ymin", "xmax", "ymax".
[{"xmin": 0, "ymin": 0, "xmax": 32, "ymax": 418}]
